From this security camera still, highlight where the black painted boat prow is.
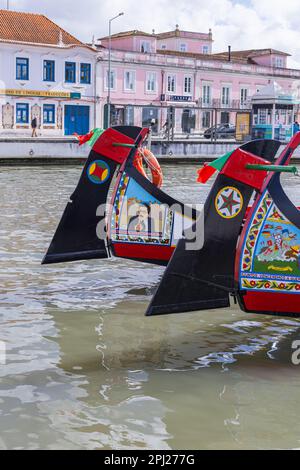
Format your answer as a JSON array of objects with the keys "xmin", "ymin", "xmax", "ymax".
[
  {"xmin": 146, "ymin": 176, "xmax": 252, "ymax": 315},
  {"xmin": 146, "ymin": 139, "xmax": 281, "ymax": 316},
  {"xmin": 42, "ymin": 150, "xmax": 116, "ymax": 265},
  {"xmin": 42, "ymin": 126, "xmax": 144, "ymax": 265}
]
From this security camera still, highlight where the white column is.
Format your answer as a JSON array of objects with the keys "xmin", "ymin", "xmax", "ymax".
[{"xmin": 271, "ymin": 103, "xmax": 276, "ymax": 139}]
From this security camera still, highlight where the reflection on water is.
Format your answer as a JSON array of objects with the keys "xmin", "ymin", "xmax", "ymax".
[{"xmin": 0, "ymin": 165, "xmax": 300, "ymax": 450}]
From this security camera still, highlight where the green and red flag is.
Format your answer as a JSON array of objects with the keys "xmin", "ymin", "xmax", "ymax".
[
  {"xmin": 197, "ymin": 151, "xmax": 233, "ymax": 183},
  {"xmin": 74, "ymin": 128, "xmax": 105, "ymax": 147}
]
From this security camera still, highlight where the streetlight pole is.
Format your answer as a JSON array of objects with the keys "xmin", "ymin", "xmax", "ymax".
[
  {"xmin": 107, "ymin": 12, "xmax": 124, "ymax": 128},
  {"xmin": 7, "ymin": 0, "xmax": 9, "ymax": 9}
]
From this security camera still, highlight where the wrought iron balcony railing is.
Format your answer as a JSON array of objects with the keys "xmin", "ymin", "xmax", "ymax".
[{"xmin": 198, "ymin": 98, "xmax": 252, "ymax": 110}]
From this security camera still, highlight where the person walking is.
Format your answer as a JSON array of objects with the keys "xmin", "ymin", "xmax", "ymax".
[{"xmin": 31, "ymin": 116, "xmax": 38, "ymax": 137}]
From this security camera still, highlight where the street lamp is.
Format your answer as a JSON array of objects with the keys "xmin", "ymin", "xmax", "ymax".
[{"xmin": 107, "ymin": 12, "xmax": 124, "ymax": 127}]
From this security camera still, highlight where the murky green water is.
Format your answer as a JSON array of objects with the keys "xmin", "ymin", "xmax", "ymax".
[{"xmin": 0, "ymin": 164, "xmax": 300, "ymax": 450}]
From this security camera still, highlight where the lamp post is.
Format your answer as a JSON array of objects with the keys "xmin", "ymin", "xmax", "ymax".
[{"xmin": 107, "ymin": 12, "xmax": 124, "ymax": 128}]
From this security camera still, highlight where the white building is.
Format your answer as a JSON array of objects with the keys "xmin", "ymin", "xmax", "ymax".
[{"xmin": 0, "ymin": 9, "xmax": 96, "ymax": 136}]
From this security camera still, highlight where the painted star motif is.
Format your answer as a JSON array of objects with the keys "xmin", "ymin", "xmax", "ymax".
[{"xmin": 220, "ymin": 191, "xmax": 240, "ymax": 215}]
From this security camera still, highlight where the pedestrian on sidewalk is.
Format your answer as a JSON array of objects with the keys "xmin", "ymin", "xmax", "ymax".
[{"xmin": 31, "ymin": 117, "xmax": 38, "ymax": 137}]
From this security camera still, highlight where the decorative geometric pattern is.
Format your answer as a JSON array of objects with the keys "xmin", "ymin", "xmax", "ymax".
[
  {"xmin": 241, "ymin": 278, "xmax": 300, "ymax": 293},
  {"xmin": 215, "ymin": 186, "xmax": 243, "ymax": 219},
  {"xmin": 87, "ymin": 160, "xmax": 110, "ymax": 185},
  {"xmin": 2, "ymin": 103, "xmax": 14, "ymax": 129},
  {"xmin": 111, "ymin": 172, "xmax": 129, "ymax": 233},
  {"xmin": 241, "ymin": 191, "xmax": 273, "ymax": 272}
]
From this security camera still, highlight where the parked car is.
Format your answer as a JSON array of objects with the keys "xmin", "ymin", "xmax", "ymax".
[{"xmin": 204, "ymin": 124, "xmax": 236, "ymax": 139}]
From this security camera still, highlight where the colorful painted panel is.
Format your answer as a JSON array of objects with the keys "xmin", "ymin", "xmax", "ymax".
[
  {"xmin": 240, "ymin": 191, "xmax": 300, "ymax": 294},
  {"xmin": 111, "ymin": 173, "xmax": 173, "ymax": 245}
]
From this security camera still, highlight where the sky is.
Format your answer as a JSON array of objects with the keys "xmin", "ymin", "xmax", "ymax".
[{"xmin": 4, "ymin": 0, "xmax": 300, "ymax": 67}]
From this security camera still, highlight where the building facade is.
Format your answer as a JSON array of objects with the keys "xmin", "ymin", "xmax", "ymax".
[
  {"xmin": 0, "ymin": 11, "xmax": 299, "ymax": 138},
  {"xmin": 97, "ymin": 27, "xmax": 300, "ymax": 135},
  {"xmin": 0, "ymin": 10, "xmax": 96, "ymax": 136}
]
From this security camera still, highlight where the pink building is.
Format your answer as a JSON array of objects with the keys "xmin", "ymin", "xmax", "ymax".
[{"xmin": 95, "ymin": 27, "xmax": 300, "ymax": 135}]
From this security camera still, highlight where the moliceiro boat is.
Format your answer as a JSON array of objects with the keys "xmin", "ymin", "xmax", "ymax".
[{"xmin": 42, "ymin": 126, "xmax": 300, "ymax": 317}]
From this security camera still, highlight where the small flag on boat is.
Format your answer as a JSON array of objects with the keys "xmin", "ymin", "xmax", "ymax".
[
  {"xmin": 197, "ymin": 151, "xmax": 233, "ymax": 183},
  {"xmin": 74, "ymin": 128, "xmax": 105, "ymax": 146}
]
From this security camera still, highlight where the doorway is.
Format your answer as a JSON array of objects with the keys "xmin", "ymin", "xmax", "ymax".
[{"xmin": 64, "ymin": 105, "xmax": 90, "ymax": 135}]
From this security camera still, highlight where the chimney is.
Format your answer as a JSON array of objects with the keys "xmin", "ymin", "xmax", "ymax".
[{"xmin": 228, "ymin": 45, "xmax": 231, "ymax": 62}]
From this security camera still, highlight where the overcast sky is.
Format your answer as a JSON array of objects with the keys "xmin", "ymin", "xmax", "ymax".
[{"xmin": 5, "ymin": 0, "xmax": 300, "ymax": 67}]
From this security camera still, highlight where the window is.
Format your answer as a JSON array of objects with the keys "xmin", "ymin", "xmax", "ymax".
[
  {"xmin": 105, "ymin": 70, "xmax": 116, "ymax": 90},
  {"xmin": 202, "ymin": 45, "xmax": 209, "ymax": 54},
  {"xmin": 240, "ymin": 88, "xmax": 248, "ymax": 106},
  {"xmin": 43, "ymin": 104, "xmax": 55, "ymax": 124},
  {"xmin": 16, "ymin": 103, "xmax": 29, "ymax": 123},
  {"xmin": 180, "ymin": 43, "xmax": 187, "ymax": 52},
  {"xmin": 257, "ymin": 108, "xmax": 271, "ymax": 125},
  {"xmin": 202, "ymin": 111, "xmax": 211, "ymax": 128},
  {"xmin": 80, "ymin": 63, "xmax": 91, "ymax": 84},
  {"xmin": 16, "ymin": 58, "xmax": 29, "ymax": 80},
  {"xmin": 182, "ymin": 108, "xmax": 195, "ymax": 133},
  {"xmin": 124, "ymin": 71, "xmax": 135, "ymax": 91},
  {"xmin": 220, "ymin": 111, "xmax": 230, "ymax": 124},
  {"xmin": 43, "ymin": 60, "xmax": 55, "ymax": 82},
  {"xmin": 221, "ymin": 86, "xmax": 230, "ymax": 106},
  {"xmin": 141, "ymin": 41, "xmax": 151, "ymax": 53},
  {"xmin": 202, "ymin": 84, "xmax": 211, "ymax": 105},
  {"xmin": 184, "ymin": 76, "xmax": 192, "ymax": 94},
  {"xmin": 161, "ymin": 44, "xmax": 166, "ymax": 50},
  {"xmin": 167, "ymin": 75, "xmax": 176, "ymax": 93},
  {"xmin": 142, "ymin": 107, "xmax": 158, "ymax": 134},
  {"xmin": 146, "ymin": 72, "xmax": 156, "ymax": 92},
  {"xmin": 65, "ymin": 62, "xmax": 76, "ymax": 83},
  {"xmin": 273, "ymin": 56, "xmax": 284, "ymax": 68},
  {"xmin": 125, "ymin": 106, "xmax": 134, "ymax": 126}
]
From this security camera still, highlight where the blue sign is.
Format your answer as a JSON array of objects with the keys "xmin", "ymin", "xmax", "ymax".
[
  {"xmin": 70, "ymin": 92, "xmax": 81, "ymax": 99},
  {"xmin": 170, "ymin": 95, "xmax": 192, "ymax": 102}
]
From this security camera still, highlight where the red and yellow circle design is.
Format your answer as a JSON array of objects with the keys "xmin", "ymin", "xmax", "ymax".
[{"xmin": 87, "ymin": 160, "xmax": 110, "ymax": 185}]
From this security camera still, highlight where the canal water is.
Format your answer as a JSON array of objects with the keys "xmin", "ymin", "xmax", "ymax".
[{"xmin": 0, "ymin": 164, "xmax": 300, "ymax": 450}]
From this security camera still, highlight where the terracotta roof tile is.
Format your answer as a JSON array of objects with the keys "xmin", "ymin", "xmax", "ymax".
[{"xmin": 0, "ymin": 9, "xmax": 86, "ymax": 47}]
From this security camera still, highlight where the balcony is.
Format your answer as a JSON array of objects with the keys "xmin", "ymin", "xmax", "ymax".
[{"xmin": 198, "ymin": 98, "xmax": 251, "ymax": 110}]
